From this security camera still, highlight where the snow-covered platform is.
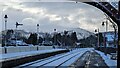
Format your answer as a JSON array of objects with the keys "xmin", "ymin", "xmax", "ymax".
[
  {"xmin": 95, "ymin": 50, "xmax": 117, "ymax": 68},
  {"xmin": 0, "ymin": 49, "xmax": 69, "ymax": 68}
]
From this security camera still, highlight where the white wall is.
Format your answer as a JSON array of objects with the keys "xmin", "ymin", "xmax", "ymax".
[
  {"xmin": 0, "ymin": 47, "xmax": 5, "ymax": 54},
  {"xmin": 0, "ymin": 46, "xmax": 53, "ymax": 54}
]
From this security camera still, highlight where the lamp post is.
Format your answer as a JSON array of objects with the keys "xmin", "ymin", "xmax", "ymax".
[
  {"xmin": 4, "ymin": 15, "xmax": 8, "ymax": 53},
  {"xmin": 102, "ymin": 20, "xmax": 108, "ymax": 55},
  {"xmin": 95, "ymin": 28, "xmax": 99, "ymax": 48},
  {"xmin": 37, "ymin": 24, "xmax": 39, "ymax": 45},
  {"xmin": 54, "ymin": 29, "xmax": 56, "ymax": 45},
  {"xmin": 37, "ymin": 24, "xmax": 39, "ymax": 44},
  {"xmin": 37, "ymin": 24, "xmax": 39, "ymax": 50},
  {"xmin": 4, "ymin": 15, "xmax": 8, "ymax": 47}
]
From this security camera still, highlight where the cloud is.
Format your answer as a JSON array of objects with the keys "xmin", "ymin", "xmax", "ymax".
[{"xmin": 1, "ymin": 2, "xmax": 115, "ymax": 33}]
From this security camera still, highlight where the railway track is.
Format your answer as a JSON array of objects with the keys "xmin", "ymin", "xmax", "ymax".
[{"xmin": 16, "ymin": 49, "xmax": 88, "ymax": 68}]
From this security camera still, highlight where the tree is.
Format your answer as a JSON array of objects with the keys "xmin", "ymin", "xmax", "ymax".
[
  {"xmin": 71, "ymin": 32, "xmax": 77, "ymax": 42},
  {"xmin": 6, "ymin": 29, "xmax": 14, "ymax": 40},
  {"xmin": 32, "ymin": 33, "xmax": 37, "ymax": 45},
  {"xmin": 27, "ymin": 33, "xmax": 37, "ymax": 45},
  {"xmin": 18, "ymin": 36, "xmax": 27, "ymax": 43},
  {"xmin": 39, "ymin": 36, "xmax": 43, "ymax": 43},
  {"xmin": 1, "ymin": 29, "xmax": 14, "ymax": 46},
  {"xmin": 44, "ymin": 33, "xmax": 52, "ymax": 42},
  {"xmin": 63, "ymin": 30, "xmax": 68, "ymax": 46},
  {"xmin": 96, "ymin": 33, "xmax": 104, "ymax": 45},
  {"xmin": 56, "ymin": 33, "xmax": 62, "ymax": 45},
  {"xmin": 64, "ymin": 30, "xmax": 68, "ymax": 35},
  {"xmin": 77, "ymin": 35, "xmax": 97, "ymax": 48},
  {"xmin": 99, "ymin": 33, "xmax": 104, "ymax": 45}
]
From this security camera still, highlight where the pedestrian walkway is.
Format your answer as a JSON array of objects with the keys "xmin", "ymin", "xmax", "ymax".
[
  {"xmin": 95, "ymin": 50, "xmax": 117, "ymax": 68},
  {"xmin": 0, "ymin": 49, "xmax": 67, "ymax": 62},
  {"xmin": 0, "ymin": 49, "xmax": 69, "ymax": 68},
  {"xmin": 70, "ymin": 50, "xmax": 109, "ymax": 68}
]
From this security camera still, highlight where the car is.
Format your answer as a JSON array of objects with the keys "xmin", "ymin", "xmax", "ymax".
[
  {"xmin": 41, "ymin": 41, "xmax": 53, "ymax": 46},
  {"xmin": 110, "ymin": 53, "xmax": 117, "ymax": 60},
  {"xmin": 28, "ymin": 44, "xmax": 34, "ymax": 46}
]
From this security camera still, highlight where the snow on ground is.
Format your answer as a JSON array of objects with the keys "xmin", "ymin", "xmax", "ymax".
[
  {"xmin": 0, "ymin": 49, "xmax": 66, "ymax": 62},
  {"xmin": 20, "ymin": 49, "xmax": 83, "ymax": 66},
  {"xmin": 60, "ymin": 50, "xmax": 85, "ymax": 66},
  {"xmin": 44, "ymin": 48, "xmax": 94, "ymax": 66},
  {"xmin": 95, "ymin": 50, "xmax": 117, "ymax": 67},
  {"xmin": 18, "ymin": 48, "xmax": 94, "ymax": 67},
  {"xmin": 44, "ymin": 52, "xmax": 80, "ymax": 66}
]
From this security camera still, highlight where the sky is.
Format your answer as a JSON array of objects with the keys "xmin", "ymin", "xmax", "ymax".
[{"xmin": 0, "ymin": 0, "xmax": 116, "ymax": 33}]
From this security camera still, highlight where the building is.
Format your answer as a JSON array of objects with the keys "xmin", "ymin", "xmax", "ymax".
[{"xmin": 103, "ymin": 31, "xmax": 118, "ymax": 47}]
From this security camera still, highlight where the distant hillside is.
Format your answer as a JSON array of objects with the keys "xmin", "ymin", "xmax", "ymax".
[
  {"xmin": 0, "ymin": 28, "xmax": 94, "ymax": 40},
  {"xmin": 68, "ymin": 28, "xmax": 94, "ymax": 39}
]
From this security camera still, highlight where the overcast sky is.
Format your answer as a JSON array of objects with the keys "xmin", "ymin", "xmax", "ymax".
[{"xmin": 0, "ymin": 0, "xmax": 116, "ymax": 33}]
